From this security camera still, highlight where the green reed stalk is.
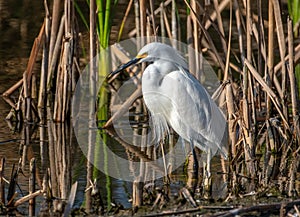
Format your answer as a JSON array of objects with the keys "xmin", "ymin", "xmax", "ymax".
[
  {"xmin": 288, "ymin": 0, "xmax": 300, "ymax": 35},
  {"xmin": 76, "ymin": 0, "xmax": 116, "ymax": 209},
  {"xmin": 95, "ymin": 0, "xmax": 116, "ymax": 210},
  {"xmin": 97, "ymin": 0, "xmax": 112, "ymax": 48},
  {"xmin": 288, "ymin": 0, "xmax": 300, "ymax": 98}
]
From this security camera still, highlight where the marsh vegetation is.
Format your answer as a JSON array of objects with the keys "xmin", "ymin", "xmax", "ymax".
[{"xmin": 1, "ymin": 0, "xmax": 300, "ymax": 216}]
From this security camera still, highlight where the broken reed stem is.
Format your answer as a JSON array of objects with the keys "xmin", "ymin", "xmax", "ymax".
[
  {"xmin": 132, "ymin": 179, "xmax": 143, "ymax": 208},
  {"xmin": 13, "ymin": 190, "xmax": 42, "ymax": 207},
  {"xmin": 2, "ymin": 79, "xmax": 23, "ymax": 98},
  {"xmin": 31, "ymin": 73, "xmax": 37, "ymax": 101},
  {"xmin": 63, "ymin": 182, "xmax": 78, "ymax": 217}
]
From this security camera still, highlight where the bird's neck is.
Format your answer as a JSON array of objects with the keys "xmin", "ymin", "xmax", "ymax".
[{"xmin": 153, "ymin": 60, "xmax": 178, "ymax": 76}]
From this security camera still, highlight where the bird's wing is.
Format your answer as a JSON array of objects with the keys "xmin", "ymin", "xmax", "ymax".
[{"xmin": 159, "ymin": 67, "xmax": 228, "ymax": 156}]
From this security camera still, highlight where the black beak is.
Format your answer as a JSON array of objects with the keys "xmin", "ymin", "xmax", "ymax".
[{"xmin": 108, "ymin": 57, "xmax": 141, "ymax": 79}]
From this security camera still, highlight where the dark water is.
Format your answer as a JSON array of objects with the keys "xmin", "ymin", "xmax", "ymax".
[
  {"xmin": 0, "ymin": 0, "xmax": 43, "ymax": 167},
  {"xmin": 0, "ymin": 0, "xmax": 44, "ymax": 213}
]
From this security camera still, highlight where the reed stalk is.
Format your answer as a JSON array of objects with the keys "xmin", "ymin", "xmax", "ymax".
[
  {"xmin": 171, "ymin": 0, "xmax": 177, "ymax": 48},
  {"xmin": 288, "ymin": 0, "xmax": 300, "ymax": 96},
  {"xmin": 288, "ymin": 0, "xmax": 300, "ymax": 36},
  {"xmin": 3, "ymin": 0, "xmax": 300, "ymax": 212},
  {"xmin": 47, "ymin": 15, "xmax": 65, "ymax": 92},
  {"xmin": 163, "ymin": 9, "xmax": 173, "ymax": 40},
  {"xmin": 0, "ymin": 158, "xmax": 5, "ymax": 204},
  {"xmin": 213, "ymin": 0, "xmax": 227, "ymax": 58},
  {"xmin": 38, "ymin": 10, "xmax": 50, "ymax": 109},
  {"xmin": 86, "ymin": 0, "xmax": 97, "ymax": 212},
  {"xmin": 187, "ymin": 14, "xmax": 196, "ymax": 76},
  {"xmin": 95, "ymin": 0, "xmax": 116, "ymax": 210},
  {"xmin": 48, "ymin": 0, "xmax": 62, "ymax": 71},
  {"xmin": 29, "ymin": 158, "xmax": 36, "ymax": 217},
  {"xmin": 273, "ymin": 0, "xmax": 288, "ymax": 123},
  {"xmin": 288, "ymin": 17, "xmax": 300, "ymax": 138},
  {"xmin": 242, "ymin": 0, "xmax": 256, "ymax": 178},
  {"xmin": 160, "ymin": 3, "xmax": 166, "ymax": 40},
  {"xmin": 190, "ymin": 0, "xmax": 199, "ymax": 78},
  {"xmin": 224, "ymin": 2, "xmax": 236, "ymax": 161},
  {"xmin": 117, "ymin": 0, "xmax": 133, "ymax": 42},
  {"xmin": 149, "ymin": 0, "xmax": 156, "ymax": 37},
  {"xmin": 139, "ymin": 0, "xmax": 147, "ymax": 46},
  {"xmin": 134, "ymin": 0, "xmax": 141, "ymax": 44},
  {"xmin": 266, "ymin": 0, "xmax": 274, "ymax": 169}
]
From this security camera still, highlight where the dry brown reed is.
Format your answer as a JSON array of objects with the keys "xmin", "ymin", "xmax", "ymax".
[
  {"xmin": 107, "ymin": 0, "xmax": 300, "ymax": 201},
  {"xmin": 1, "ymin": 0, "xmax": 79, "ymax": 213},
  {"xmin": 2, "ymin": 0, "xmax": 300, "ymax": 215}
]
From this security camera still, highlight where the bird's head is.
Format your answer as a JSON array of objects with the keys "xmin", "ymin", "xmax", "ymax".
[{"xmin": 109, "ymin": 42, "xmax": 188, "ymax": 78}]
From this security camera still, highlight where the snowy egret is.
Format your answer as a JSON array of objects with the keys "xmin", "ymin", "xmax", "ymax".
[{"xmin": 110, "ymin": 42, "xmax": 228, "ymax": 188}]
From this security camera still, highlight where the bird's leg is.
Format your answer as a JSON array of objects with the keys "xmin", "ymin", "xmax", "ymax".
[
  {"xmin": 191, "ymin": 142, "xmax": 199, "ymax": 179},
  {"xmin": 186, "ymin": 141, "xmax": 199, "ymax": 194},
  {"xmin": 203, "ymin": 149, "xmax": 212, "ymax": 197}
]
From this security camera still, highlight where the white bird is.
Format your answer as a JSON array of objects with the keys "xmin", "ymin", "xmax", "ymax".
[{"xmin": 110, "ymin": 42, "xmax": 228, "ymax": 188}]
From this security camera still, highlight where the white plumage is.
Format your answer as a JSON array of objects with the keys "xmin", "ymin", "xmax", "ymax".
[
  {"xmin": 110, "ymin": 42, "xmax": 228, "ymax": 183},
  {"xmin": 138, "ymin": 42, "xmax": 228, "ymax": 160}
]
